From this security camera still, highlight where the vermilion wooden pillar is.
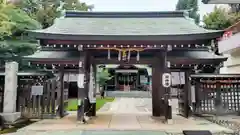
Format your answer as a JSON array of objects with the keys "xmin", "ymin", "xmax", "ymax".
[{"xmin": 151, "ymin": 51, "xmax": 166, "ymax": 116}]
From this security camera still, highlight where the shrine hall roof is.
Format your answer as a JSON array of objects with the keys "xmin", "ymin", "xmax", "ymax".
[
  {"xmin": 24, "ymin": 50, "xmax": 80, "ymax": 61},
  {"xmin": 29, "ymin": 11, "xmax": 223, "ymax": 41}
]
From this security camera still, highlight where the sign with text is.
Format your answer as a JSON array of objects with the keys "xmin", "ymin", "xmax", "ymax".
[
  {"xmin": 31, "ymin": 86, "xmax": 43, "ymax": 96},
  {"xmin": 162, "ymin": 73, "xmax": 171, "ymax": 88},
  {"xmin": 77, "ymin": 74, "xmax": 84, "ymax": 88}
]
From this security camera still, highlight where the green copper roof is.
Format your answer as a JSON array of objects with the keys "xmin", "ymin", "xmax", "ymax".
[
  {"xmin": 34, "ymin": 17, "xmax": 218, "ymax": 35},
  {"xmin": 30, "ymin": 11, "xmax": 223, "ymax": 40},
  {"xmin": 24, "ymin": 50, "xmax": 80, "ymax": 60}
]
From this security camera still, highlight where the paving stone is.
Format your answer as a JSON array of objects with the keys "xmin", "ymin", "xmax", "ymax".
[
  {"xmin": 14, "ymin": 98, "xmax": 234, "ymax": 135},
  {"xmin": 81, "ymin": 130, "xmax": 166, "ymax": 135}
]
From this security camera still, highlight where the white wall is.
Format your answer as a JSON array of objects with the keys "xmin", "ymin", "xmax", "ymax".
[{"xmin": 220, "ymin": 49, "xmax": 240, "ymax": 74}]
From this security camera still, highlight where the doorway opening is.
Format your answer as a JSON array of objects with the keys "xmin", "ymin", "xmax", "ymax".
[{"xmin": 68, "ymin": 82, "xmax": 78, "ymax": 99}]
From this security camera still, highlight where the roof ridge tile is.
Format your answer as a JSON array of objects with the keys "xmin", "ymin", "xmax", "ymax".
[{"xmin": 64, "ymin": 11, "xmax": 186, "ymax": 18}]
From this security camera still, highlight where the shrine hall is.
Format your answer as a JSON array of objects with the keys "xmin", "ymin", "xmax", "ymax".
[{"xmin": 24, "ymin": 11, "xmax": 227, "ymax": 119}]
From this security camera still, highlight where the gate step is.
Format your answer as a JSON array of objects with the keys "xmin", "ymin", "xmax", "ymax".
[
  {"xmin": 183, "ymin": 130, "xmax": 212, "ymax": 135},
  {"xmin": 106, "ymin": 91, "xmax": 151, "ymax": 98}
]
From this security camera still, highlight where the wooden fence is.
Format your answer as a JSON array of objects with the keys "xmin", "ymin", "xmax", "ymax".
[
  {"xmin": 191, "ymin": 74, "xmax": 240, "ymax": 116},
  {"xmin": 17, "ymin": 79, "xmax": 59, "ymax": 119},
  {"xmin": 0, "ymin": 72, "xmax": 59, "ymax": 119}
]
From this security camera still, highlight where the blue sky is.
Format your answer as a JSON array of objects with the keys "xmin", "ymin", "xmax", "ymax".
[{"xmin": 82, "ymin": 0, "xmax": 218, "ymax": 19}]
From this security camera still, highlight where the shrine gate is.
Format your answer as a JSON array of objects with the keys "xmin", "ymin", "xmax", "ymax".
[{"xmin": 25, "ymin": 11, "xmax": 226, "ymax": 120}]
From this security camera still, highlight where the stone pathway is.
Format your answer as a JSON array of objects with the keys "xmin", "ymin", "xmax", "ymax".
[
  {"xmin": 15, "ymin": 98, "xmax": 233, "ymax": 135},
  {"xmin": 106, "ymin": 91, "xmax": 152, "ymax": 98},
  {"xmin": 98, "ymin": 98, "xmax": 152, "ymax": 114}
]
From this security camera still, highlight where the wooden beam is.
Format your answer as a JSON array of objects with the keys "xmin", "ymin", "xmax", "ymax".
[
  {"xmin": 93, "ymin": 58, "xmax": 155, "ymax": 64},
  {"xmin": 43, "ymin": 39, "xmax": 212, "ymax": 45}
]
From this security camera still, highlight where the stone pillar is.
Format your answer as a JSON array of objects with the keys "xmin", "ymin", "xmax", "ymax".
[
  {"xmin": 151, "ymin": 52, "xmax": 166, "ymax": 117},
  {"xmin": 2, "ymin": 61, "xmax": 20, "ymax": 123}
]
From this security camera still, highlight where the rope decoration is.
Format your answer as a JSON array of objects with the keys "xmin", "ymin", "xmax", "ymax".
[{"xmin": 98, "ymin": 47, "xmax": 145, "ymax": 61}]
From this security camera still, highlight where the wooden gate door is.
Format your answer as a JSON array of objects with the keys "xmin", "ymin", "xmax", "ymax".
[{"xmin": 177, "ymin": 84, "xmax": 189, "ymax": 118}]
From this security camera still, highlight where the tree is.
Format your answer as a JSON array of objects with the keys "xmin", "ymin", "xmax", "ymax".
[
  {"xmin": 2, "ymin": 5, "xmax": 41, "ymax": 33},
  {"xmin": 0, "ymin": 2, "xmax": 41, "ymax": 58},
  {"xmin": 61, "ymin": 0, "xmax": 92, "ymax": 11},
  {"xmin": 203, "ymin": 6, "xmax": 239, "ymax": 30},
  {"xmin": 96, "ymin": 68, "xmax": 112, "ymax": 91},
  {"xmin": 0, "ymin": 1, "xmax": 15, "ymax": 39},
  {"xmin": 17, "ymin": 0, "xmax": 93, "ymax": 28},
  {"xmin": 176, "ymin": 0, "xmax": 200, "ymax": 24}
]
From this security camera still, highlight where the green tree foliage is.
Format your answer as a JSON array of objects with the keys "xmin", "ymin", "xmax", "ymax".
[
  {"xmin": 0, "ymin": 1, "xmax": 41, "ymax": 57},
  {"xmin": 0, "ymin": 1, "xmax": 15, "ymax": 39},
  {"xmin": 61, "ymin": 0, "xmax": 93, "ymax": 11},
  {"xmin": 2, "ymin": 5, "xmax": 41, "ymax": 33},
  {"xmin": 0, "ymin": 40, "xmax": 39, "ymax": 57},
  {"xmin": 176, "ymin": 0, "xmax": 200, "ymax": 24},
  {"xmin": 96, "ymin": 68, "xmax": 112, "ymax": 87},
  {"xmin": 17, "ymin": 0, "xmax": 93, "ymax": 28},
  {"xmin": 203, "ymin": 6, "xmax": 240, "ymax": 30}
]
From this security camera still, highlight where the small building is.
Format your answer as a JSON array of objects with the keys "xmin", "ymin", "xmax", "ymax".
[
  {"xmin": 218, "ymin": 21, "xmax": 240, "ymax": 73},
  {"xmin": 104, "ymin": 64, "xmax": 151, "ymax": 91},
  {"xmin": 202, "ymin": 0, "xmax": 240, "ymax": 74}
]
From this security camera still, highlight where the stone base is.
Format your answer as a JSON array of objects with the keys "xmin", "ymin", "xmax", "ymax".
[
  {"xmin": 0, "ymin": 112, "xmax": 21, "ymax": 123},
  {"xmin": 41, "ymin": 114, "xmax": 57, "ymax": 119},
  {"xmin": 167, "ymin": 119, "xmax": 173, "ymax": 124}
]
